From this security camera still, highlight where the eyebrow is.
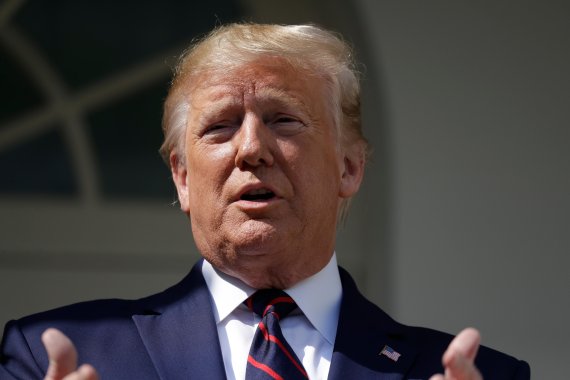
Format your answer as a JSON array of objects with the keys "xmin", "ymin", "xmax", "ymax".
[
  {"xmin": 199, "ymin": 98, "xmax": 241, "ymax": 119},
  {"xmin": 254, "ymin": 86, "xmax": 310, "ymax": 116},
  {"xmin": 192, "ymin": 83, "xmax": 312, "ymax": 127}
]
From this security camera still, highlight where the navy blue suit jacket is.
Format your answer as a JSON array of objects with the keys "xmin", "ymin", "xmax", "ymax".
[{"xmin": 0, "ymin": 262, "xmax": 530, "ymax": 379}]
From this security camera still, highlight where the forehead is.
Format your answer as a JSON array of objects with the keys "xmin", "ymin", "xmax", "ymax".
[{"xmin": 186, "ymin": 58, "xmax": 329, "ymax": 110}]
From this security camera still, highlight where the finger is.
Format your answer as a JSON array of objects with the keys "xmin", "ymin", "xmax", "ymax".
[
  {"xmin": 444, "ymin": 352, "xmax": 482, "ymax": 380},
  {"xmin": 443, "ymin": 327, "xmax": 481, "ymax": 365},
  {"xmin": 62, "ymin": 365, "xmax": 99, "ymax": 380},
  {"xmin": 441, "ymin": 328, "xmax": 483, "ymax": 380},
  {"xmin": 42, "ymin": 328, "xmax": 78, "ymax": 380},
  {"xmin": 428, "ymin": 375, "xmax": 445, "ymax": 380}
]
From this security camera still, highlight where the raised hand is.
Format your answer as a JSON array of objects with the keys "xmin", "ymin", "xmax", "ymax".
[
  {"xmin": 42, "ymin": 329, "xmax": 99, "ymax": 380},
  {"xmin": 429, "ymin": 328, "xmax": 483, "ymax": 380}
]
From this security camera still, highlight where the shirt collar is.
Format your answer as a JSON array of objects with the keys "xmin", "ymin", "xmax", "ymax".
[
  {"xmin": 285, "ymin": 254, "xmax": 342, "ymax": 345},
  {"xmin": 202, "ymin": 259, "xmax": 256, "ymax": 324},
  {"xmin": 202, "ymin": 253, "xmax": 342, "ymax": 345}
]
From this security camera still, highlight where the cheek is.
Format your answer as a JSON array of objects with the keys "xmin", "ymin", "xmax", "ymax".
[
  {"xmin": 187, "ymin": 143, "xmax": 235, "ymax": 182},
  {"xmin": 185, "ymin": 146, "xmax": 234, "ymax": 214},
  {"xmin": 282, "ymin": 142, "xmax": 342, "ymax": 201},
  {"xmin": 187, "ymin": 172, "xmax": 221, "ymax": 207}
]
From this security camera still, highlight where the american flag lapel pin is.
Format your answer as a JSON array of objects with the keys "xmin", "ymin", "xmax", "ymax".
[{"xmin": 379, "ymin": 345, "xmax": 401, "ymax": 362}]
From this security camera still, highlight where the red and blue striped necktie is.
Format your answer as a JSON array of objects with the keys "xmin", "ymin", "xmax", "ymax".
[{"xmin": 245, "ymin": 289, "xmax": 309, "ymax": 380}]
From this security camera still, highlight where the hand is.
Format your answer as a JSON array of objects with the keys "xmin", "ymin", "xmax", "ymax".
[
  {"xmin": 41, "ymin": 328, "xmax": 99, "ymax": 380},
  {"xmin": 429, "ymin": 328, "xmax": 483, "ymax": 380}
]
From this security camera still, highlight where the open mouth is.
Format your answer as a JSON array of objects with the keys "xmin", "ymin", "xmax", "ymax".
[{"xmin": 240, "ymin": 188, "xmax": 276, "ymax": 202}]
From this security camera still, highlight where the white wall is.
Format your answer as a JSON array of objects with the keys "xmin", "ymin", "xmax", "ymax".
[
  {"xmin": 0, "ymin": 201, "xmax": 198, "ymax": 323},
  {"xmin": 356, "ymin": 1, "xmax": 570, "ymax": 378}
]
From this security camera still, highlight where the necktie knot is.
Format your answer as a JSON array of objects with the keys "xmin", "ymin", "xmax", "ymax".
[
  {"xmin": 245, "ymin": 289, "xmax": 308, "ymax": 379},
  {"xmin": 246, "ymin": 289, "xmax": 297, "ymax": 320}
]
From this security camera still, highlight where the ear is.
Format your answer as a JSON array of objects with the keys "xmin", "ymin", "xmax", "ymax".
[
  {"xmin": 170, "ymin": 152, "xmax": 190, "ymax": 213},
  {"xmin": 339, "ymin": 141, "xmax": 366, "ymax": 198}
]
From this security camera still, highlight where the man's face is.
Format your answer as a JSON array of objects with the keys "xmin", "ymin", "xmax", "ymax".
[{"xmin": 171, "ymin": 58, "xmax": 364, "ymax": 288}]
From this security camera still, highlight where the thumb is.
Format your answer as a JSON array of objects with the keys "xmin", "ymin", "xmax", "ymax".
[
  {"xmin": 443, "ymin": 327, "xmax": 481, "ymax": 365},
  {"xmin": 41, "ymin": 328, "xmax": 78, "ymax": 380}
]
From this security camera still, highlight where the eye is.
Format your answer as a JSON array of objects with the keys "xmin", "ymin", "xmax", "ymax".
[
  {"xmin": 202, "ymin": 123, "xmax": 238, "ymax": 141},
  {"xmin": 206, "ymin": 124, "xmax": 230, "ymax": 133},
  {"xmin": 275, "ymin": 116, "xmax": 297, "ymax": 123},
  {"xmin": 269, "ymin": 115, "xmax": 306, "ymax": 136}
]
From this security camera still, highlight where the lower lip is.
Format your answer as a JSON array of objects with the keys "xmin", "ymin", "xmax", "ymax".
[{"xmin": 234, "ymin": 197, "xmax": 283, "ymax": 210}]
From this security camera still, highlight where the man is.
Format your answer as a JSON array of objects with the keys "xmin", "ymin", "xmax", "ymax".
[{"xmin": 0, "ymin": 23, "xmax": 529, "ymax": 380}]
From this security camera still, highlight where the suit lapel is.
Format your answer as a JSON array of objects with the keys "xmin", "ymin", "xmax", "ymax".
[
  {"xmin": 328, "ymin": 268, "xmax": 418, "ymax": 380},
  {"xmin": 129, "ymin": 263, "xmax": 419, "ymax": 379},
  {"xmin": 132, "ymin": 261, "xmax": 227, "ymax": 380}
]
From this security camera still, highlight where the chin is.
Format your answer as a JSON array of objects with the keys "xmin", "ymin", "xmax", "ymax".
[
  {"xmin": 231, "ymin": 219, "xmax": 285, "ymax": 250},
  {"xmin": 231, "ymin": 238, "xmax": 283, "ymax": 258}
]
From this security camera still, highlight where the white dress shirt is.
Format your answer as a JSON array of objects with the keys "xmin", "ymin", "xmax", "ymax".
[{"xmin": 202, "ymin": 254, "xmax": 342, "ymax": 380}]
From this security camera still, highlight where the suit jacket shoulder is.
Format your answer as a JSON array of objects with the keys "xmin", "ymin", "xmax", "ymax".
[
  {"xmin": 330, "ymin": 267, "xmax": 530, "ymax": 379},
  {"xmin": 0, "ymin": 262, "xmax": 226, "ymax": 380}
]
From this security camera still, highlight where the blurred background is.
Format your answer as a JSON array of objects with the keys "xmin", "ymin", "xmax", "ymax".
[{"xmin": 1, "ymin": 0, "xmax": 568, "ymax": 378}]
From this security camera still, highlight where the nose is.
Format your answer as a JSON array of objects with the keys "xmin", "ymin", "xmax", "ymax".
[{"xmin": 234, "ymin": 114, "xmax": 275, "ymax": 169}]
